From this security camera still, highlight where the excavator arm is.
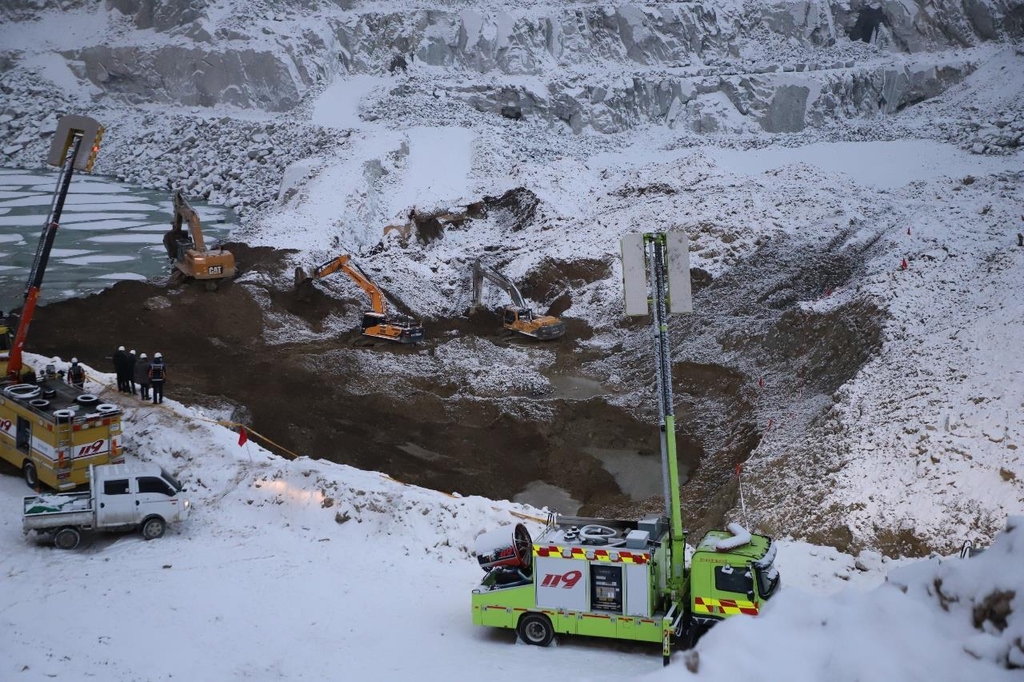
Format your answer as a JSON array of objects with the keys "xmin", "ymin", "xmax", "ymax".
[
  {"xmin": 311, "ymin": 255, "xmax": 352, "ymax": 280},
  {"xmin": 472, "ymin": 260, "xmax": 526, "ymax": 309},
  {"xmin": 340, "ymin": 261, "xmax": 387, "ymax": 315},
  {"xmin": 172, "ymin": 190, "xmax": 206, "ymax": 251},
  {"xmin": 295, "ymin": 254, "xmax": 387, "ymax": 315}
]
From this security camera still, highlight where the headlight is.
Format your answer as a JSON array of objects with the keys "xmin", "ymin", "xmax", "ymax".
[{"xmin": 184, "ymin": 499, "xmax": 191, "ymax": 509}]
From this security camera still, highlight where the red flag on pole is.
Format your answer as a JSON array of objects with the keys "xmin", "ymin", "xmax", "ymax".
[
  {"xmin": 238, "ymin": 427, "xmax": 248, "ymax": 446},
  {"xmin": 900, "ymin": 257, "xmax": 908, "ymax": 270},
  {"xmin": 735, "ymin": 463, "xmax": 741, "ymax": 477}
]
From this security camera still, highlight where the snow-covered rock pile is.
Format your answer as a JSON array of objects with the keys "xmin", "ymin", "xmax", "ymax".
[
  {"xmin": 965, "ymin": 112, "xmax": 1024, "ymax": 155},
  {"xmin": 103, "ymin": 111, "xmax": 339, "ymax": 215},
  {"xmin": 889, "ymin": 517, "xmax": 1024, "ymax": 670},
  {"xmin": 0, "ymin": 74, "xmax": 81, "ymax": 160},
  {"xmin": 0, "ymin": 70, "xmax": 340, "ymax": 217},
  {"xmin": 664, "ymin": 517, "xmax": 1024, "ymax": 680}
]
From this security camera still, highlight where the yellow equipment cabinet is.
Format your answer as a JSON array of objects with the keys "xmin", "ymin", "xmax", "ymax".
[{"xmin": 0, "ymin": 377, "xmax": 123, "ymax": 490}]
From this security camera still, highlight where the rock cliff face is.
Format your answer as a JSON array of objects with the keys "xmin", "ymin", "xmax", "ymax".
[
  {"xmin": 68, "ymin": 44, "xmax": 305, "ymax": 111},
  {"xmin": 0, "ymin": 0, "xmax": 1021, "ymax": 159}
]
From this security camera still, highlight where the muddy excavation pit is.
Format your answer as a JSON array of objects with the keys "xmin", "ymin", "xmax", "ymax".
[
  {"xmin": 19, "ymin": 224, "xmax": 885, "ymax": 544},
  {"xmin": 21, "ymin": 244, "xmax": 695, "ymax": 518}
]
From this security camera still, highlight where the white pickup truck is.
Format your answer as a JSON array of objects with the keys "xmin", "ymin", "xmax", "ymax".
[{"xmin": 23, "ymin": 463, "xmax": 191, "ymax": 549}]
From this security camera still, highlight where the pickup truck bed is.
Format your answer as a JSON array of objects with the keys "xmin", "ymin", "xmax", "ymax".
[{"xmin": 23, "ymin": 492, "xmax": 94, "ymax": 530}]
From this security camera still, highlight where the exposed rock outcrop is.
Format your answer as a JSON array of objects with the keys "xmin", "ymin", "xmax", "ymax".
[
  {"xmin": 106, "ymin": 0, "xmax": 209, "ymax": 32},
  {"xmin": 70, "ymin": 44, "xmax": 306, "ymax": 112}
]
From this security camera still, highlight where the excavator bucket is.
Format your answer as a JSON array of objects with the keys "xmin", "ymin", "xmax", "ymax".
[{"xmin": 294, "ymin": 267, "xmax": 310, "ymax": 290}]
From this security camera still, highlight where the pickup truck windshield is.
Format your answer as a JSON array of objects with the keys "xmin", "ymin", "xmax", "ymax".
[{"xmin": 160, "ymin": 468, "xmax": 183, "ymax": 492}]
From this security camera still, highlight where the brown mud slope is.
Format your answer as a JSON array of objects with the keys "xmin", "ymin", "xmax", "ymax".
[{"xmin": 25, "ymin": 244, "xmax": 662, "ymax": 514}]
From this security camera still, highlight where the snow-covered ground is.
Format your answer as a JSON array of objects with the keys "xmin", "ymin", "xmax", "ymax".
[{"xmin": 0, "ymin": 359, "xmax": 1020, "ymax": 680}]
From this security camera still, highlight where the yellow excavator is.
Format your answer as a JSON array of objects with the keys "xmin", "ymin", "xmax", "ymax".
[
  {"xmin": 164, "ymin": 190, "xmax": 236, "ymax": 289},
  {"xmin": 471, "ymin": 260, "xmax": 564, "ymax": 340},
  {"xmin": 295, "ymin": 255, "xmax": 424, "ymax": 344}
]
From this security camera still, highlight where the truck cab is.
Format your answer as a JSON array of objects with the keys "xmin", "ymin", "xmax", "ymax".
[
  {"xmin": 92, "ymin": 463, "xmax": 188, "ymax": 531},
  {"xmin": 688, "ymin": 529, "xmax": 780, "ymax": 633}
]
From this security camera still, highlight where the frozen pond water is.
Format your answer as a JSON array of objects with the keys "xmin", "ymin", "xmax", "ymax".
[
  {"xmin": 513, "ymin": 480, "xmax": 581, "ymax": 515},
  {"xmin": 0, "ymin": 168, "xmax": 234, "ymax": 311},
  {"xmin": 583, "ymin": 446, "xmax": 687, "ymax": 502}
]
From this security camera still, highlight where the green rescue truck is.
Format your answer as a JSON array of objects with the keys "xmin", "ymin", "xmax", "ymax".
[{"xmin": 470, "ymin": 232, "xmax": 780, "ymax": 664}]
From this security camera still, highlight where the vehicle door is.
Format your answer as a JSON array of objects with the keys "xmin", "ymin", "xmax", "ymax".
[
  {"xmin": 712, "ymin": 564, "xmax": 758, "ymax": 616},
  {"xmin": 16, "ymin": 417, "xmax": 30, "ymax": 454},
  {"xmin": 135, "ymin": 475, "xmax": 180, "ymax": 521},
  {"xmin": 95, "ymin": 476, "xmax": 136, "ymax": 527}
]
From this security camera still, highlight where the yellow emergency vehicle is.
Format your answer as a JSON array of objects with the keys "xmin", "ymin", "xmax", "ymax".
[{"xmin": 0, "ymin": 372, "xmax": 124, "ymax": 490}]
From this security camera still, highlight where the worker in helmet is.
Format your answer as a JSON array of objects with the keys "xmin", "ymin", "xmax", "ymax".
[
  {"xmin": 134, "ymin": 352, "xmax": 151, "ymax": 400},
  {"xmin": 127, "ymin": 349, "xmax": 138, "ymax": 396},
  {"xmin": 113, "ymin": 345, "xmax": 129, "ymax": 393},
  {"xmin": 67, "ymin": 358, "xmax": 85, "ymax": 389},
  {"xmin": 148, "ymin": 352, "xmax": 166, "ymax": 405}
]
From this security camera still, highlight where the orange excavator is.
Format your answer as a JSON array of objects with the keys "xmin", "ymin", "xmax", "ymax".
[
  {"xmin": 164, "ymin": 190, "xmax": 236, "ymax": 290},
  {"xmin": 295, "ymin": 255, "xmax": 424, "ymax": 344}
]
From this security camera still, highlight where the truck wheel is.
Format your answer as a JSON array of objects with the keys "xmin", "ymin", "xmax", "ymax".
[
  {"xmin": 22, "ymin": 462, "xmax": 38, "ymax": 489},
  {"xmin": 54, "ymin": 527, "xmax": 81, "ymax": 550},
  {"xmin": 141, "ymin": 516, "xmax": 166, "ymax": 540},
  {"xmin": 517, "ymin": 613, "xmax": 554, "ymax": 647}
]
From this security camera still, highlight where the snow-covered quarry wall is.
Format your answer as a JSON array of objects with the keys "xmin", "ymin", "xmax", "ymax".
[
  {"xmin": 3, "ymin": 0, "xmax": 1022, "ymax": 130},
  {"xmin": 0, "ymin": 0, "xmax": 1021, "ymax": 239},
  {"xmin": 0, "ymin": 0, "xmax": 1021, "ymax": 213}
]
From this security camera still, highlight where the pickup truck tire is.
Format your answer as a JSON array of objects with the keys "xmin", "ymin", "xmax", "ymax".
[
  {"xmin": 54, "ymin": 527, "xmax": 81, "ymax": 550},
  {"xmin": 141, "ymin": 516, "xmax": 166, "ymax": 540},
  {"xmin": 22, "ymin": 462, "xmax": 38, "ymax": 489},
  {"xmin": 517, "ymin": 613, "xmax": 554, "ymax": 647}
]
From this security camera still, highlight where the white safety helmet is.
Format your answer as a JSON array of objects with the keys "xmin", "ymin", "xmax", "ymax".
[
  {"xmin": 140, "ymin": 353, "xmax": 148, "ymax": 359},
  {"xmin": 118, "ymin": 345, "xmax": 125, "ymax": 351},
  {"xmin": 71, "ymin": 357, "xmax": 78, "ymax": 363},
  {"xmin": 130, "ymin": 349, "xmax": 136, "ymax": 355},
  {"xmin": 154, "ymin": 352, "xmax": 163, "ymax": 359}
]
